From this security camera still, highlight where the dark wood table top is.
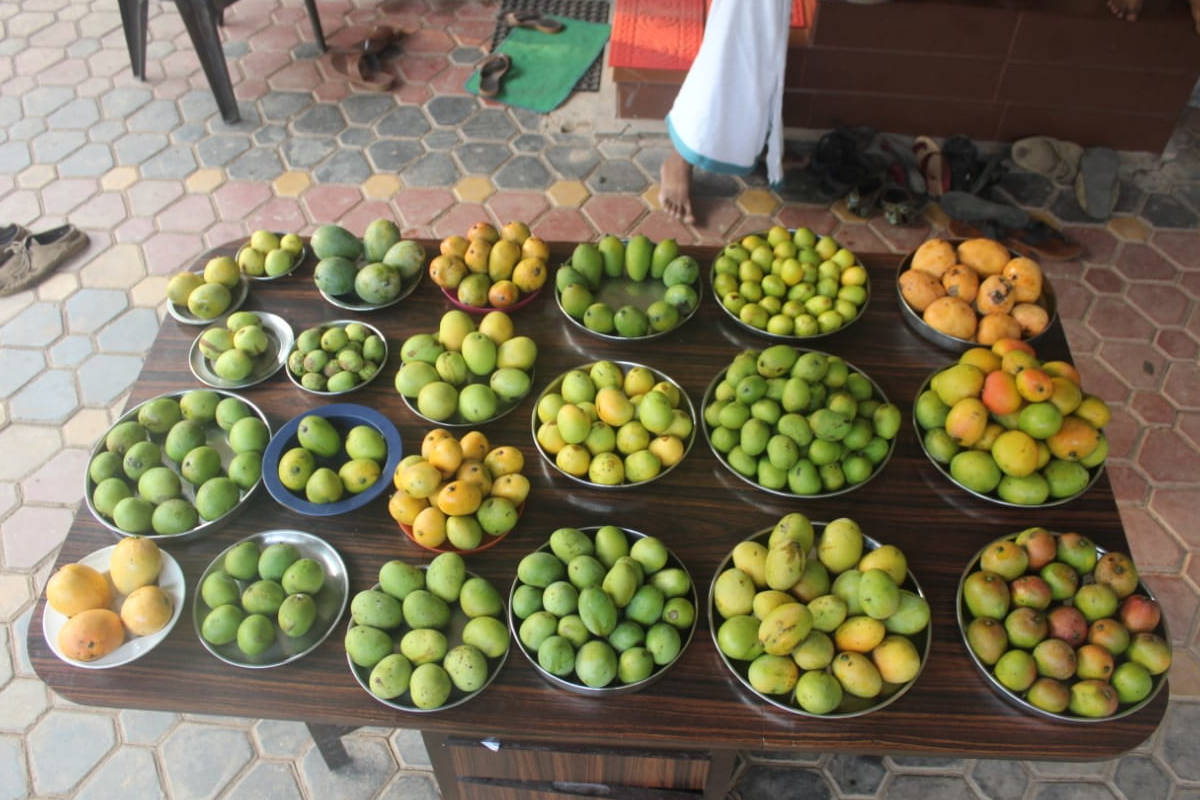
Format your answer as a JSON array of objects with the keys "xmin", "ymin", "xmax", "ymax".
[{"xmin": 30, "ymin": 239, "xmax": 1165, "ymax": 759}]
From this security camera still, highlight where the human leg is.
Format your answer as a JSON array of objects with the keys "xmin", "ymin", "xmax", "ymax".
[{"xmin": 660, "ymin": 152, "xmax": 695, "ymax": 224}]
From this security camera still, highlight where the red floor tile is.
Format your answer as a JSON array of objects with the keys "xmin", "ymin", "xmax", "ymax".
[
  {"xmin": 728, "ymin": 215, "xmax": 777, "ymax": 241},
  {"xmin": 1108, "ymin": 460, "xmax": 1149, "ymax": 505},
  {"xmin": 204, "ymin": 221, "xmax": 249, "ymax": 248},
  {"xmin": 1180, "ymin": 412, "xmax": 1200, "ymax": 451},
  {"xmin": 1116, "ymin": 242, "xmax": 1179, "ymax": 282},
  {"xmin": 1086, "ymin": 297, "xmax": 1157, "ymax": 341},
  {"xmin": 690, "ymin": 197, "xmax": 741, "ymax": 242},
  {"xmin": 337, "ymin": 200, "xmax": 396, "ymax": 236},
  {"xmin": 269, "ymin": 60, "xmax": 323, "ymax": 91},
  {"xmin": 832, "ymin": 222, "xmax": 887, "ymax": 255},
  {"xmin": 158, "ymin": 194, "xmax": 217, "ymax": 234},
  {"xmin": 404, "ymin": 27, "xmax": 454, "ymax": 54},
  {"xmin": 1131, "ymin": 390, "xmax": 1178, "ymax": 426},
  {"xmin": 1055, "ymin": 278, "xmax": 1096, "ymax": 322},
  {"xmin": 302, "ymin": 185, "xmax": 364, "ymax": 224},
  {"xmin": 0, "ymin": 190, "xmax": 42, "ymax": 226},
  {"xmin": 1138, "ymin": 428, "xmax": 1200, "ymax": 483},
  {"xmin": 1119, "ymin": 505, "xmax": 1186, "ymax": 573},
  {"xmin": 1152, "ymin": 230, "xmax": 1200, "ymax": 270},
  {"xmin": 1139, "ymin": 573, "xmax": 1198, "ymax": 647},
  {"xmin": 1163, "ymin": 362, "xmax": 1200, "ymax": 409},
  {"xmin": 214, "ymin": 182, "xmax": 272, "ymax": 221},
  {"xmin": 633, "ymin": 210, "xmax": 698, "ymax": 245},
  {"xmin": 487, "ymin": 192, "xmax": 550, "ymax": 229},
  {"xmin": 1128, "ymin": 282, "xmax": 1190, "ymax": 326},
  {"xmin": 1063, "ymin": 225, "xmax": 1118, "ymax": 264},
  {"xmin": 142, "ymin": 231, "xmax": 204, "ymax": 275},
  {"xmin": 247, "ymin": 197, "xmax": 309, "ymax": 236},
  {"xmin": 1083, "ymin": 266, "xmax": 1125, "ymax": 294},
  {"xmin": 70, "ymin": 193, "xmax": 128, "ymax": 232},
  {"xmin": 774, "ymin": 206, "xmax": 837, "ymax": 237},
  {"xmin": 396, "ymin": 54, "xmax": 448, "ymax": 86},
  {"xmin": 1150, "ymin": 487, "xmax": 1200, "ymax": 548},
  {"xmin": 449, "ymin": 19, "xmax": 498, "ymax": 47},
  {"xmin": 41, "ymin": 179, "xmax": 98, "ymax": 217},
  {"xmin": 433, "ymin": 202, "xmax": 492, "ymax": 238},
  {"xmin": 582, "ymin": 195, "xmax": 645, "ymax": 237},
  {"xmin": 532, "ymin": 207, "xmax": 597, "ymax": 244},
  {"xmin": 1099, "ymin": 340, "xmax": 1169, "ymax": 390},
  {"xmin": 115, "ymin": 218, "xmax": 157, "ymax": 244},
  {"xmin": 393, "ymin": 188, "xmax": 455, "ymax": 228}
]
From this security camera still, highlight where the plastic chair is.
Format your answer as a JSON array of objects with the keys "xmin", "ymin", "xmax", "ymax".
[{"xmin": 117, "ymin": 0, "xmax": 326, "ymax": 123}]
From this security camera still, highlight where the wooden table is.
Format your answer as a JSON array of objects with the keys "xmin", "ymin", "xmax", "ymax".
[{"xmin": 30, "ymin": 240, "xmax": 1166, "ymax": 799}]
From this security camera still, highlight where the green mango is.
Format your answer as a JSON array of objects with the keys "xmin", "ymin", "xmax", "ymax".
[
  {"xmin": 578, "ymin": 585, "xmax": 618, "ymax": 636},
  {"xmin": 310, "ymin": 223, "xmax": 363, "ymax": 261},
  {"xmin": 650, "ymin": 238, "xmax": 678, "ymax": 280},
  {"xmin": 296, "ymin": 415, "xmax": 341, "ymax": 459},
  {"xmin": 597, "ymin": 235, "xmax": 624, "ymax": 278},
  {"xmin": 314, "ymin": 257, "xmax": 357, "ymax": 297},
  {"xmin": 351, "ymin": 589, "xmax": 404, "ymax": 628},
  {"xmin": 425, "ymin": 551, "xmax": 466, "ymax": 603},
  {"xmin": 571, "ymin": 242, "xmax": 603, "ymax": 290},
  {"xmin": 362, "ymin": 218, "xmax": 401, "ymax": 263},
  {"xmin": 575, "ymin": 639, "xmax": 617, "ymax": 688},
  {"xmin": 624, "ymin": 234, "xmax": 652, "ymax": 281}
]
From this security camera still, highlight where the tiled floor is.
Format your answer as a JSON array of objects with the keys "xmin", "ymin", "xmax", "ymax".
[{"xmin": 1, "ymin": 0, "xmax": 1199, "ymax": 797}]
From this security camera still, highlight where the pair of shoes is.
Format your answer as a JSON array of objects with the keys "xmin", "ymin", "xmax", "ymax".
[
  {"xmin": 503, "ymin": 10, "xmax": 564, "ymax": 33},
  {"xmin": 940, "ymin": 191, "xmax": 1083, "ymax": 261},
  {"xmin": 1074, "ymin": 147, "xmax": 1119, "ymax": 221},
  {"xmin": 476, "ymin": 53, "xmax": 512, "ymax": 98},
  {"xmin": 330, "ymin": 25, "xmax": 403, "ymax": 91},
  {"xmin": 0, "ymin": 224, "xmax": 89, "ymax": 296},
  {"xmin": 810, "ymin": 128, "xmax": 876, "ymax": 198}
]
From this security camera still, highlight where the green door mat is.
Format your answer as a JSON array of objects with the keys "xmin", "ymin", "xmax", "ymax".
[{"xmin": 465, "ymin": 16, "xmax": 611, "ymax": 113}]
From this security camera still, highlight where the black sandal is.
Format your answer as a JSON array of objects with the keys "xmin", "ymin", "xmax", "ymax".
[
  {"xmin": 503, "ymin": 10, "xmax": 564, "ymax": 34},
  {"xmin": 476, "ymin": 53, "xmax": 512, "ymax": 98}
]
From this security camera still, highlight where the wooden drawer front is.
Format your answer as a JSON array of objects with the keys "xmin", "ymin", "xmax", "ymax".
[{"xmin": 446, "ymin": 737, "xmax": 709, "ymax": 791}]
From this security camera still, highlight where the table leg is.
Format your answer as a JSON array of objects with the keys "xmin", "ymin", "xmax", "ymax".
[
  {"xmin": 116, "ymin": 0, "xmax": 148, "ymax": 79},
  {"xmin": 302, "ymin": 0, "xmax": 327, "ymax": 51},
  {"xmin": 173, "ymin": 0, "xmax": 240, "ymax": 124},
  {"xmin": 306, "ymin": 723, "xmax": 359, "ymax": 771},
  {"xmin": 421, "ymin": 731, "xmax": 461, "ymax": 800}
]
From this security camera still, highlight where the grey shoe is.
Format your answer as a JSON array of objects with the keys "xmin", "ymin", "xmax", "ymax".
[
  {"xmin": 0, "ymin": 224, "xmax": 89, "ymax": 296},
  {"xmin": 1074, "ymin": 147, "xmax": 1119, "ymax": 221}
]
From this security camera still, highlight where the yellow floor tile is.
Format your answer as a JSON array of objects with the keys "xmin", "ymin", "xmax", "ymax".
[
  {"xmin": 641, "ymin": 184, "xmax": 662, "ymax": 212},
  {"xmin": 101, "ymin": 166, "xmax": 139, "ymax": 192},
  {"xmin": 548, "ymin": 180, "xmax": 589, "ymax": 208},
  {"xmin": 363, "ymin": 174, "xmax": 402, "ymax": 200},
  {"xmin": 273, "ymin": 171, "xmax": 311, "ymax": 197},
  {"xmin": 737, "ymin": 188, "xmax": 779, "ymax": 216},
  {"xmin": 454, "ymin": 176, "xmax": 495, "ymax": 203},
  {"xmin": 186, "ymin": 168, "xmax": 225, "ymax": 194},
  {"xmin": 17, "ymin": 164, "xmax": 55, "ymax": 189},
  {"xmin": 1107, "ymin": 215, "xmax": 1149, "ymax": 242}
]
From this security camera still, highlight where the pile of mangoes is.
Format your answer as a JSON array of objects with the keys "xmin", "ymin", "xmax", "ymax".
[
  {"xmin": 428, "ymin": 221, "xmax": 549, "ymax": 309},
  {"xmin": 198, "ymin": 538, "xmax": 328, "ymax": 658},
  {"xmin": 961, "ymin": 528, "xmax": 1169, "ymax": 717},
  {"xmin": 556, "ymin": 235, "xmax": 701, "ymax": 337},
  {"xmin": 197, "ymin": 311, "xmax": 276, "ymax": 384},
  {"xmin": 287, "ymin": 321, "xmax": 386, "ymax": 394},
  {"xmin": 900, "ymin": 237, "xmax": 1051, "ymax": 344},
  {"xmin": 275, "ymin": 415, "xmax": 387, "ymax": 505},
  {"xmin": 345, "ymin": 554, "xmax": 510, "ymax": 710},
  {"xmin": 712, "ymin": 514, "xmax": 930, "ymax": 715},
  {"xmin": 711, "ymin": 227, "xmax": 868, "ymax": 337},
  {"xmin": 703, "ymin": 347, "xmax": 899, "ymax": 496},
  {"xmin": 88, "ymin": 391, "xmax": 265, "ymax": 535},
  {"xmin": 311, "ymin": 220, "xmax": 424, "ymax": 306},
  {"xmin": 165, "ymin": 256, "xmax": 243, "ymax": 319},
  {"xmin": 534, "ymin": 361, "xmax": 693, "ymax": 486},
  {"xmin": 915, "ymin": 340, "xmax": 1109, "ymax": 505},
  {"xmin": 388, "ymin": 428, "xmax": 528, "ymax": 551},
  {"xmin": 511, "ymin": 526, "xmax": 696, "ymax": 690},
  {"xmin": 394, "ymin": 309, "xmax": 536, "ymax": 424},
  {"xmin": 236, "ymin": 229, "xmax": 305, "ymax": 278},
  {"xmin": 48, "ymin": 538, "xmax": 174, "ymax": 663}
]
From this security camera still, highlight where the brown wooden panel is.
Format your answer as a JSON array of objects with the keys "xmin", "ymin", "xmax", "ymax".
[
  {"xmin": 805, "ymin": 92, "xmax": 1002, "ymax": 140},
  {"xmin": 802, "ymin": 48, "xmax": 1003, "ymax": 100},
  {"xmin": 1011, "ymin": 8, "xmax": 1200, "ymax": 70},
  {"xmin": 999, "ymin": 62, "xmax": 1198, "ymax": 115},
  {"xmin": 448, "ymin": 739, "xmax": 709, "ymax": 788},
  {"xmin": 811, "ymin": 0, "xmax": 1019, "ymax": 56},
  {"xmin": 616, "ymin": 81, "xmax": 682, "ymax": 120},
  {"xmin": 29, "ymin": 240, "xmax": 1167, "ymax": 762},
  {"xmin": 997, "ymin": 103, "xmax": 1179, "ymax": 153}
]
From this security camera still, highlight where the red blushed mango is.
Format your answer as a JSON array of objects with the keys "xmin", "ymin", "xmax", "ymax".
[
  {"xmin": 1015, "ymin": 368, "xmax": 1054, "ymax": 403},
  {"xmin": 991, "ymin": 337, "xmax": 1035, "ymax": 357},
  {"xmin": 981, "ymin": 370, "xmax": 1022, "ymax": 415},
  {"xmin": 1041, "ymin": 360, "xmax": 1081, "ymax": 386},
  {"xmin": 1048, "ymin": 376, "xmax": 1083, "ymax": 416},
  {"xmin": 945, "ymin": 398, "xmax": 989, "ymax": 447},
  {"xmin": 1047, "ymin": 605, "xmax": 1088, "ymax": 648},
  {"xmin": 1047, "ymin": 416, "xmax": 1100, "ymax": 461},
  {"xmin": 487, "ymin": 279, "xmax": 519, "ymax": 309},
  {"xmin": 1119, "ymin": 594, "xmax": 1162, "ymax": 634},
  {"xmin": 1015, "ymin": 528, "xmax": 1058, "ymax": 570},
  {"xmin": 1075, "ymin": 643, "xmax": 1115, "ymax": 681}
]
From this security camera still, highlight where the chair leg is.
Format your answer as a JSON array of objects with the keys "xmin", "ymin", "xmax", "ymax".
[
  {"xmin": 117, "ymin": 0, "xmax": 149, "ymax": 80},
  {"xmin": 174, "ymin": 0, "xmax": 240, "ymax": 123},
  {"xmin": 302, "ymin": 0, "xmax": 327, "ymax": 52}
]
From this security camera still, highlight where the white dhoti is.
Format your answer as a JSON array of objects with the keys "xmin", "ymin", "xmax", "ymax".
[{"xmin": 666, "ymin": 0, "xmax": 792, "ymax": 186}]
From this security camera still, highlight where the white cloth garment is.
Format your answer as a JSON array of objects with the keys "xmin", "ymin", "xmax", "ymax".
[{"xmin": 665, "ymin": 0, "xmax": 792, "ymax": 185}]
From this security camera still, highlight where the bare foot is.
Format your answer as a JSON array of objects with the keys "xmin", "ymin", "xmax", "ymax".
[
  {"xmin": 1192, "ymin": 0, "xmax": 1200, "ymax": 34},
  {"xmin": 1107, "ymin": 0, "xmax": 1142, "ymax": 21},
  {"xmin": 660, "ymin": 152, "xmax": 695, "ymax": 225}
]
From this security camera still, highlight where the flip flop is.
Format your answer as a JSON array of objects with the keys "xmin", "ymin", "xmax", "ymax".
[
  {"xmin": 913, "ymin": 136, "xmax": 949, "ymax": 198},
  {"xmin": 330, "ymin": 51, "xmax": 394, "ymax": 91},
  {"xmin": 503, "ymin": 10, "xmax": 564, "ymax": 33},
  {"xmin": 1012, "ymin": 136, "xmax": 1083, "ymax": 186},
  {"xmin": 1074, "ymin": 147, "xmax": 1119, "ymax": 221},
  {"xmin": 947, "ymin": 218, "xmax": 1083, "ymax": 262},
  {"xmin": 0, "ymin": 224, "xmax": 88, "ymax": 297},
  {"xmin": 476, "ymin": 52, "xmax": 511, "ymax": 98}
]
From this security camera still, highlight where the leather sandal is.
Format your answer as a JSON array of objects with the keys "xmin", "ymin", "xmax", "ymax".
[
  {"xmin": 913, "ymin": 135, "xmax": 949, "ymax": 198},
  {"xmin": 330, "ymin": 50, "xmax": 395, "ymax": 91},
  {"xmin": 0, "ymin": 224, "xmax": 88, "ymax": 297},
  {"xmin": 476, "ymin": 52, "xmax": 512, "ymax": 98},
  {"xmin": 503, "ymin": 10, "xmax": 564, "ymax": 33}
]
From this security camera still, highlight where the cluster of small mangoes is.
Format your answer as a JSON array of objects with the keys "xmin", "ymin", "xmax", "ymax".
[
  {"xmin": 704, "ymin": 347, "xmax": 900, "ymax": 496},
  {"xmin": 276, "ymin": 416, "xmax": 387, "ymax": 505},
  {"xmin": 556, "ymin": 235, "xmax": 701, "ymax": 337},
  {"xmin": 198, "ymin": 539, "xmax": 327, "ymax": 658},
  {"xmin": 712, "ymin": 227, "xmax": 868, "ymax": 337},
  {"xmin": 900, "ymin": 237, "xmax": 1051, "ymax": 344},
  {"xmin": 287, "ymin": 321, "xmax": 386, "ymax": 394},
  {"xmin": 89, "ymin": 391, "xmax": 265, "ymax": 535},
  {"xmin": 312, "ymin": 220, "xmax": 424, "ymax": 306},
  {"xmin": 346, "ymin": 554, "xmax": 510, "ymax": 710},
  {"xmin": 512, "ymin": 526, "xmax": 695, "ymax": 690},
  {"xmin": 713, "ymin": 514, "xmax": 930, "ymax": 715},
  {"xmin": 428, "ymin": 221, "xmax": 549, "ymax": 309},
  {"xmin": 916, "ymin": 339, "xmax": 1110, "ymax": 505},
  {"xmin": 48, "ymin": 538, "xmax": 173, "ymax": 663},
  {"xmin": 166, "ymin": 256, "xmax": 244, "ymax": 320},
  {"xmin": 961, "ymin": 528, "xmax": 1169, "ymax": 717},
  {"xmin": 535, "ymin": 361, "xmax": 693, "ymax": 486},
  {"xmin": 395, "ymin": 309, "xmax": 537, "ymax": 424},
  {"xmin": 197, "ymin": 311, "xmax": 275, "ymax": 383},
  {"xmin": 388, "ymin": 428, "xmax": 528, "ymax": 551},
  {"xmin": 237, "ymin": 229, "xmax": 305, "ymax": 279}
]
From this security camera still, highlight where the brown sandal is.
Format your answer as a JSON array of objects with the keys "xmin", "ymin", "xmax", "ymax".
[
  {"xmin": 503, "ymin": 10, "xmax": 564, "ymax": 34},
  {"xmin": 477, "ymin": 53, "xmax": 511, "ymax": 98},
  {"xmin": 0, "ymin": 224, "xmax": 88, "ymax": 297},
  {"xmin": 330, "ymin": 50, "xmax": 395, "ymax": 91}
]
